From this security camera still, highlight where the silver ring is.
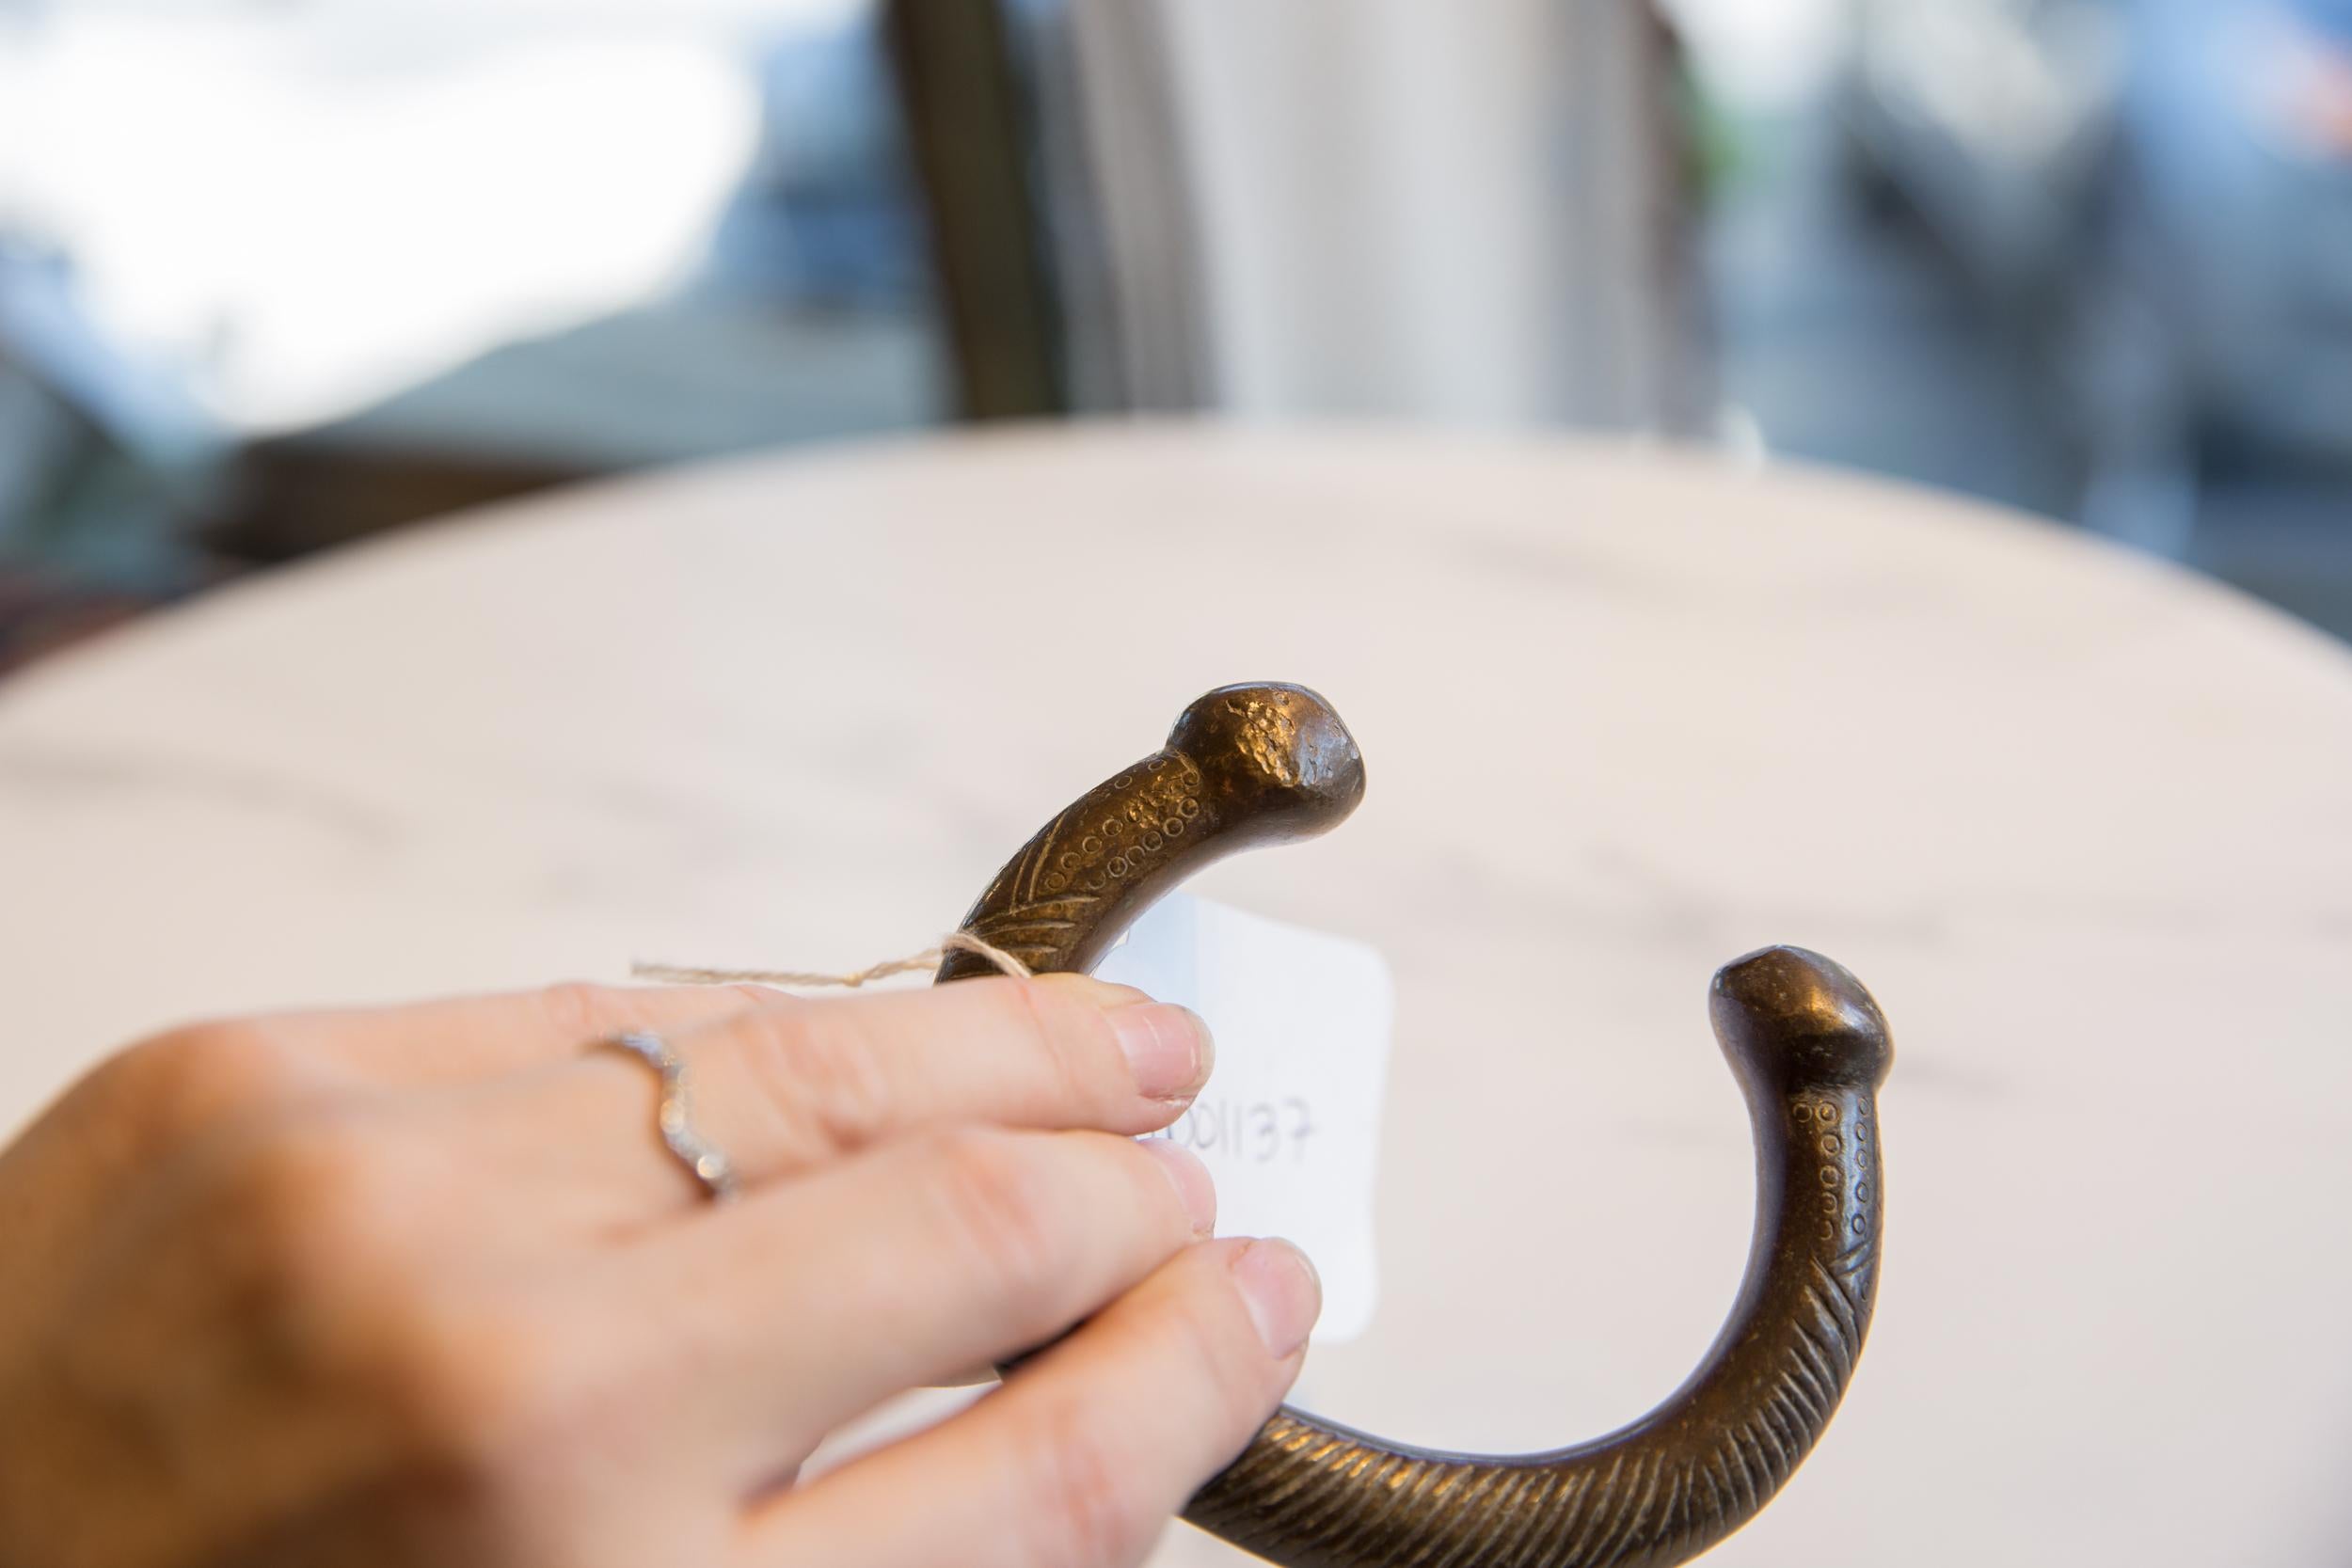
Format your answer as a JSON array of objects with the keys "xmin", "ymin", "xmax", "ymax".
[{"xmin": 596, "ymin": 1029, "xmax": 740, "ymax": 1201}]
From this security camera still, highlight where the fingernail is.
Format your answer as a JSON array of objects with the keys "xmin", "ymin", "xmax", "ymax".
[
  {"xmin": 1232, "ymin": 1239, "xmax": 1322, "ymax": 1358},
  {"xmin": 1141, "ymin": 1139, "xmax": 1217, "ymax": 1236},
  {"xmin": 1110, "ymin": 1003, "xmax": 1213, "ymax": 1101}
]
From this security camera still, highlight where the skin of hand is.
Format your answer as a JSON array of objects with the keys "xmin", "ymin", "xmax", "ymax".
[{"xmin": 0, "ymin": 976, "xmax": 1320, "ymax": 1568}]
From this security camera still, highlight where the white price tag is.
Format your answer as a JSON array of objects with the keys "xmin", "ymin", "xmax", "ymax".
[{"xmin": 1094, "ymin": 895, "xmax": 1393, "ymax": 1343}]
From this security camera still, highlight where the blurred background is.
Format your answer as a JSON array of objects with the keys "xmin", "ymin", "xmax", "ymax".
[{"xmin": 4, "ymin": 0, "xmax": 2349, "ymax": 673}]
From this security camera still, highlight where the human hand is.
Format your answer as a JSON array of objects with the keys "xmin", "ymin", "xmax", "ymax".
[{"xmin": 0, "ymin": 977, "xmax": 1319, "ymax": 1568}]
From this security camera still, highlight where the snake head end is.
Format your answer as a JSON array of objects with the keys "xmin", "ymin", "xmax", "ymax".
[
  {"xmin": 1710, "ymin": 944, "xmax": 1893, "ymax": 1093},
  {"xmin": 1168, "ymin": 682, "xmax": 1365, "ymax": 845}
]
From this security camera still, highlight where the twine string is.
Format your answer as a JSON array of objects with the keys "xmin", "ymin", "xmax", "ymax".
[{"xmin": 631, "ymin": 929, "xmax": 1034, "ymax": 990}]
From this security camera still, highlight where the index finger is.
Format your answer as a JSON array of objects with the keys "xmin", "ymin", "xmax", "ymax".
[
  {"xmin": 324, "ymin": 973, "xmax": 1162, "ymax": 1089},
  {"xmin": 231, "ymin": 980, "xmax": 780, "ymax": 1085},
  {"xmin": 415, "ymin": 974, "xmax": 1209, "ymax": 1227}
]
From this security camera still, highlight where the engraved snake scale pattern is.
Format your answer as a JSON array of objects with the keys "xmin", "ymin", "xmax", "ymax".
[{"xmin": 940, "ymin": 685, "xmax": 1891, "ymax": 1568}]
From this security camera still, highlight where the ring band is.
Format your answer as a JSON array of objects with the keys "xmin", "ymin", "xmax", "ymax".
[{"xmin": 596, "ymin": 1029, "xmax": 741, "ymax": 1201}]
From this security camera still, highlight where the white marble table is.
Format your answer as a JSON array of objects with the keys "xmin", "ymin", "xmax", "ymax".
[{"xmin": 5, "ymin": 426, "xmax": 2350, "ymax": 1565}]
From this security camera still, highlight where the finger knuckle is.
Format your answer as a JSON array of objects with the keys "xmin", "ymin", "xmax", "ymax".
[
  {"xmin": 734, "ymin": 1002, "xmax": 898, "ymax": 1162},
  {"xmin": 262, "ymin": 1256, "xmax": 608, "ymax": 1483},
  {"xmin": 220, "ymin": 1114, "xmax": 418, "ymax": 1296},
  {"xmin": 532, "ymin": 981, "xmax": 643, "ymax": 1044},
  {"xmin": 1163, "ymin": 1285, "xmax": 1271, "ymax": 1428},
  {"xmin": 95, "ymin": 1021, "xmax": 304, "ymax": 1138},
  {"xmin": 187, "ymin": 1124, "xmax": 612, "ymax": 1491},
  {"xmin": 376, "ymin": 1292, "xmax": 598, "ymax": 1468},
  {"xmin": 177, "ymin": 1119, "xmax": 458, "ymax": 1402},
  {"xmin": 926, "ymin": 1128, "xmax": 1070, "ymax": 1307},
  {"xmin": 991, "ymin": 978, "xmax": 1102, "ymax": 1108},
  {"xmin": 1015, "ymin": 1394, "xmax": 1148, "ymax": 1568}
]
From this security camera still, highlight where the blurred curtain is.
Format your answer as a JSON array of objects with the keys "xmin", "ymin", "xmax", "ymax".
[{"xmin": 1036, "ymin": 0, "xmax": 1702, "ymax": 430}]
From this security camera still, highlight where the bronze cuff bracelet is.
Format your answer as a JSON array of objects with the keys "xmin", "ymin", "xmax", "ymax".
[{"xmin": 938, "ymin": 683, "xmax": 1891, "ymax": 1568}]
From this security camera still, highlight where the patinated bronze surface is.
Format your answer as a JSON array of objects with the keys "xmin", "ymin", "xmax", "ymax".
[{"xmin": 940, "ymin": 683, "xmax": 1891, "ymax": 1567}]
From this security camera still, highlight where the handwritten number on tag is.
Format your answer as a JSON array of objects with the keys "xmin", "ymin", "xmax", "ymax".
[
  {"xmin": 1097, "ymin": 894, "xmax": 1390, "ymax": 1340},
  {"xmin": 1145, "ymin": 1097, "xmax": 1317, "ymax": 1165}
]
